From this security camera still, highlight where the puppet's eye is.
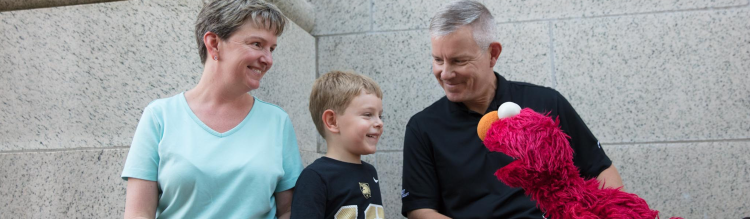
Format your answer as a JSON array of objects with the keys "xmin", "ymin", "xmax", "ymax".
[{"xmin": 498, "ymin": 102, "xmax": 521, "ymax": 119}]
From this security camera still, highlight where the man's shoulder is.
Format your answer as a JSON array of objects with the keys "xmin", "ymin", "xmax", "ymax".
[
  {"xmin": 507, "ymin": 80, "xmax": 561, "ymax": 99},
  {"xmin": 506, "ymin": 80, "xmax": 567, "ymax": 110},
  {"xmin": 408, "ymin": 96, "xmax": 450, "ymax": 125}
]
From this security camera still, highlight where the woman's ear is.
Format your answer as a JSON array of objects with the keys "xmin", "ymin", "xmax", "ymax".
[
  {"xmin": 204, "ymin": 31, "xmax": 220, "ymax": 61},
  {"xmin": 322, "ymin": 109, "xmax": 339, "ymax": 134}
]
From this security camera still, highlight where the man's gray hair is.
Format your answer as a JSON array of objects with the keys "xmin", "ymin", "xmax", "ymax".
[
  {"xmin": 429, "ymin": 0, "xmax": 495, "ymax": 50},
  {"xmin": 195, "ymin": 0, "xmax": 287, "ymax": 64}
]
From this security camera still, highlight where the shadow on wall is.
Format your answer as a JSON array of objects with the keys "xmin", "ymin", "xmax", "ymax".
[{"xmin": 0, "ymin": 0, "xmax": 126, "ymax": 12}]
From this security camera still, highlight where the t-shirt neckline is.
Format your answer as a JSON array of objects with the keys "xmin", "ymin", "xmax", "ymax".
[{"xmin": 179, "ymin": 92, "xmax": 256, "ymax": 138}]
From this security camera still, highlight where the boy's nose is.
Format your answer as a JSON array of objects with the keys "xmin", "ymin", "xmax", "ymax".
[{"xmin": 374, "ymin": 118, "xmax": 383, "ymax": 128}]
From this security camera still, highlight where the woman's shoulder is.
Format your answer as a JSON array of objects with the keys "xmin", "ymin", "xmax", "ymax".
[
  {"xmin": 142, "ymin": 93, "xmax": 185, "ymax": 115},
  {"xmin": 252, "ymin": 97, "xmax": 290, "ymax": 118}
]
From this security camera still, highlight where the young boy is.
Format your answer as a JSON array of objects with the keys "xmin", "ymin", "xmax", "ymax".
[{"xmin": 290, "ymin": 71, "xmax": 385, "ymax": 219}]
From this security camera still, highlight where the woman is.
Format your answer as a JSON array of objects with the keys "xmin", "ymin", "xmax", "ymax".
[{"xmin": 121, "ymin": 1, "xmax": 302, "ymax": 218}]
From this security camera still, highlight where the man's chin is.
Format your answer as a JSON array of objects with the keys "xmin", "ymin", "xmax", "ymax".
[{"xmin": 444, "ymin": 92, "xmax": 465, "ymax": 103}]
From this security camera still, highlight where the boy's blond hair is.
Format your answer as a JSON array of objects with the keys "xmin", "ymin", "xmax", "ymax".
[{"xmin": 309, "ymin": 71, "xmax": 383, "ymax": 138}]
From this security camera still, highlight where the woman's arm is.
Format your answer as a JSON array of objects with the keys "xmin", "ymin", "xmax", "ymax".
[
  {"xmin": 275, "ymin": 188, "xmax": 294, "ymax": 219},
  {"xmin": 124, "ymin": 178, "xmax": 158, "ymax": 219}
]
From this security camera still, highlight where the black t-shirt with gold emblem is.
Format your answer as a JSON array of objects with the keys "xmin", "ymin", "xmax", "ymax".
[{"xmin": 291, "ymin": 157, "xmax": 384, "ymax": 219}]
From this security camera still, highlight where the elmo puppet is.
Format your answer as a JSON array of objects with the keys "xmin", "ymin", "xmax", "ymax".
[{"xmin": 477, "ymin": 102, "xmax": 681, "ymax": 219}]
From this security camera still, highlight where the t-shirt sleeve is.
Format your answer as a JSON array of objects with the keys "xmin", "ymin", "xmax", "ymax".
[
  {"xmin": 121, "ymin": 104, "xmax": 162, "ymax": 181},
  {"xmin": 276, "ymin": 116, "xmax": 303, "ymax": 192},
  {"xmin": 290, "ymin": 169, "xmax": 326, "ymax": 219},
  {"xmin": 401, "ymin": 119, "xmax": 440, "ymax": 217},
  {"xmin": 555, "ymin": 92, "xmax": 612, "ymax": 179}
]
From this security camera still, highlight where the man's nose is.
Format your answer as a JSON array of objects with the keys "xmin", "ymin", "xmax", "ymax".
[{"xmin": 441, "ymin": 64, "xmax": 454, "ymax": 80}]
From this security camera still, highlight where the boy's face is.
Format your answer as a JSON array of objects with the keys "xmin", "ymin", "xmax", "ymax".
[{"xmin": 336, "ymin": 91, "xmax": 384, "ymax": 156}]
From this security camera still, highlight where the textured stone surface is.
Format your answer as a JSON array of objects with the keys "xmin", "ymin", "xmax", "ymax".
[
  {"xmin": 0, "ymin": 0, "xmax": 317, "ymax": 152},
  {"xmin": 604, "ymin": 141, "xmax": 750, "ymax": 218},
  {"xmin": 318, "ymin": 23, "xmax": 553, "ymax": 150},
  {"xmin": 486, "ymin": 0, "xmax": 747, "ymax": 23},
  {"xmin": 554, "ymin": 9, "xmax": 750, "ymax": 143},
  {"xmin": 0, "ymin": 149, "xmax": 128, "ymax": 218},
  {"xmin": 492, "ymin": 22, "xmax": 553, "ymax": 87},
  {"xmin": 300, "ymin": 150, "xmax": 324, "ymax": 167},
  {"xmin": 0, "ymin": 0, "xmax": 202, "ymax": 151},
  {"xmin": 310, "ymin": 0, "xmax": 370, "ymax": 35},
  {"xmin": 267, "ymin": 0, "xmax": 314, "ymax": 33},
  {"xmin": 0, "ymin": 0, "xmax": 124, "ymax": 12},
  {"xmin": 372, "ymin": 0, "xmax": 747, "ymax": 31},
  {"xmin": 376, "ymin": 152, "xmax": 405, "ymax": 219}
]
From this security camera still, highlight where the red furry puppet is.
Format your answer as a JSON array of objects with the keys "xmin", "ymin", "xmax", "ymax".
[{"xmin": 477, "ymin": 102, "xmax": 681, "ymax": 219}]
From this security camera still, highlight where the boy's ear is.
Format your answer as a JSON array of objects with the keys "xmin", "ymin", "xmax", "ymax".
[{"xmin": 322, "ymin": 109, "xmax": 339, "ymax": 134}]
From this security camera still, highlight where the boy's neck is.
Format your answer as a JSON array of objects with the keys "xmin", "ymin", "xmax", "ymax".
[{"xmin": 325, "ymin": 139, "xmax": 362, "ymax": 164}]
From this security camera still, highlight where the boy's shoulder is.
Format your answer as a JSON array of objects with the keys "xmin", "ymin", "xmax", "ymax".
[{"xmin": 302, "ymin": 157, "xmax": 377, "ymax": 175}]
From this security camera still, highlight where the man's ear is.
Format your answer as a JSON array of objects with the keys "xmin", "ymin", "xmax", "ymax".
[
  {"xmin": 489, "ymin": 42, "xmax": 502, "ymax": 67},
  {"xmin": 322, "ymin": 109, "xmax": 340, "ymax": 134},
  {"xmin": 204, "ymin": 31, "xmax": 220, "ymax": 60}
]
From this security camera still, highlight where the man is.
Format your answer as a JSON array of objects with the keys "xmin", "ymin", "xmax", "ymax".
[{"xmin": 401, "ymin": 1, "xmax": 623, "ymax": 218}]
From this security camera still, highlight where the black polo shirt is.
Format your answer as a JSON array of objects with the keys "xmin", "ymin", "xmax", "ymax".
[{"xmin": 401, "ymin": 73, "xmax": 612, "ymax": 218}]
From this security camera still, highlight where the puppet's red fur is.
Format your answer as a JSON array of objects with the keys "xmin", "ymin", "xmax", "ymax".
[{"xmin": 481, "ymin": 108, "xmax": 681, "ymax": 219}]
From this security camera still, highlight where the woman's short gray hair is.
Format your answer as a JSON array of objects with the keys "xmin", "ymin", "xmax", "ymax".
[
  {"xmin": 429, "ymin": 0, "xmax": 495, "ymax": 50},
  {"xmin": 195, "ymin": 0, "xmax": 287, "ymax": 64}
]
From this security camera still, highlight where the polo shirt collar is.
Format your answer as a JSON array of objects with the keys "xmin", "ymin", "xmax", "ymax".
[{"xmin": 447, "ymin": 72, "xmax": 511, "ymax": 114}]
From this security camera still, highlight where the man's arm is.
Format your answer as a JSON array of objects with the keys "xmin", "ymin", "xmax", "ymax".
[
  {"xmin": 275, "ymin": 189, "xmax": 294, "ymax": 219},
  {"xmin": 408, "ymin": 209, "xmax": 451, "ymax": 219},
  {"xmin": 597, "ymin": 165, "xmax": 624, "ymax": 190}
]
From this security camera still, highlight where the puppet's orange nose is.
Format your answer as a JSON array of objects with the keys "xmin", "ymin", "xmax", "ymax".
[{"xmin": 477, "ymin": 111, "xmax": 499, "ymax": 141}]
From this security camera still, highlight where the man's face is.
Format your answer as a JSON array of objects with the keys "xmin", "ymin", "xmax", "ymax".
[{"xmin": 431, "ymin": 25, "xmax": 495, "ymax": 104}]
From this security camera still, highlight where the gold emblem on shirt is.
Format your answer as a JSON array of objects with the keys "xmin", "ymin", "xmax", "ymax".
[{"xmin": 359, "ymin": 182, "xmax": 371, "ymax": 199}]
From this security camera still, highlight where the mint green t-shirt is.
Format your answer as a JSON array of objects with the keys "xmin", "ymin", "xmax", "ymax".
[{"xmin": 121, "ymin": 93, "xmax": 303, "ymax": 218}]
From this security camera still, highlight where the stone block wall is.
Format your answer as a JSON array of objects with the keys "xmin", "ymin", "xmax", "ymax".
[{"xmin": 2, "ymin": 0, "xmax": 748, "ymax": 218}]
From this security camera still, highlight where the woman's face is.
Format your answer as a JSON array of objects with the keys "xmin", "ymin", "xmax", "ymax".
[{"xmin": 218, "ymin": 21, "xmax": 277, "ymax": 91}]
